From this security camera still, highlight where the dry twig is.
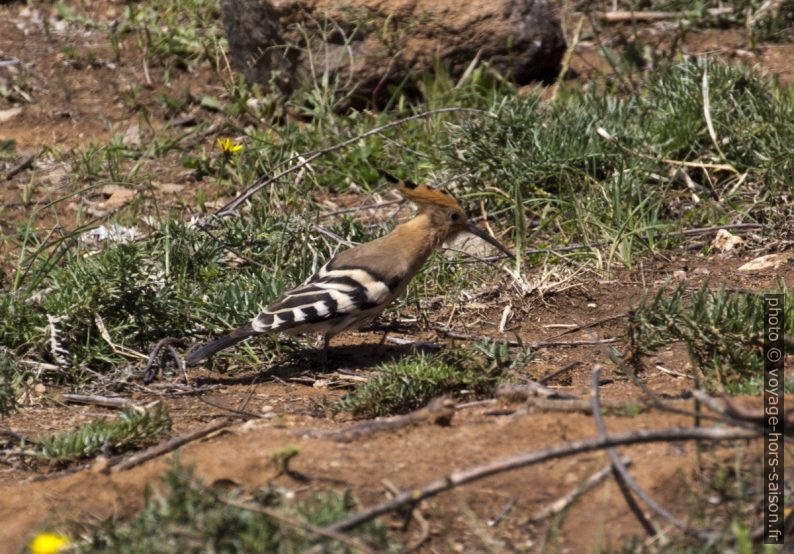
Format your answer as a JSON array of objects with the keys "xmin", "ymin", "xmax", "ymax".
[
  {"xmin": 3, "ymin": 154, "xmax": 34, "ymax": 181},
  {"xmin": 143, "ymin": 337, "xmax": 187, "ymax": 384},
  {"xmin": 528, "ymin": 457, "xmax": 631, "ymax": 522},
  {"xmin": 590, "ymin": 366, "xmax": 715, "ymax": 540},
  {"xmin": 538, "ymin": 361, "xmax": 581, "ymax": 384},
  {"xmin": 322, "ymin": 425, "xmax": 756, "ymax": 532},
  {"xmin": 382, "ymin": 479, "xmax": 430, "ymax": 552},
  {"xmin": 95, "ymin": 314, "xmax": 148, "ymax": 361},
  {"xmin": 692, "ymin": 390, "xmax": 792, "ymax": 431},
  {"xmin": 590, "ymin": 366, "xmax": 657, "ymax": 537},
  {"xmin": 109, "ymin": 417, "xmax": 235, "ymax": 472},
  {"xmin": 62, "ymin": 394, "xmax": 136, "ymax": 410},
  {"xmin": 220, "ymin": 497, "xmax": 375, "ymax": 554},
  {"xmin": 495, "ymin": 382, "xmax": 579, "ymax": 401},
  {"xmin": 519, "ymin": 396, "xmax": 642, "ymax": 415},
  {"xmin": 295, "ymin": 397, "xmax": 455, "ymax": 442},
  {"xmin": 433, "ymin": 325, "xmax": 618, "ymax": 349},
  {"xmin": 196, "ymin": 395, "xmax": 263, "ymax": 420}
]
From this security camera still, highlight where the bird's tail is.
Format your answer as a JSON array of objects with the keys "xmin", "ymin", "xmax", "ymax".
[{"xmin": 185, "ymin": 323, "xmax": 259, "ymax": 366}]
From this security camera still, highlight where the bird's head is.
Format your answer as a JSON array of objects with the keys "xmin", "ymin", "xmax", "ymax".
[{"xmin": 383, "ymin": 171, "xmax": 514, "ymax": 258}]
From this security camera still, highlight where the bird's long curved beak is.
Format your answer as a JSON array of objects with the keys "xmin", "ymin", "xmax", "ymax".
[{"xmin": 465, "ymin": 223, "xmax": 515, "ymax": 259}]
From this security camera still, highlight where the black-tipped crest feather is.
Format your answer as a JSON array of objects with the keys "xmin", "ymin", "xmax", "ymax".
[{"xmin": 378, "ymin": 168, "xmax": 417, "ymax": 189}]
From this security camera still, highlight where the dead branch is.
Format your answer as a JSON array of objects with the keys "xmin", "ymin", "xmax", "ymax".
[
  {"xmin": 220, "ymin": 497, "xmax": 374, "ymax": 554},
  {"xmin": 16, "ymin": 359, "xmax": 60, "ymax": 372},
  {"xmin": 654, "ymin": 364, "xmax": 693, "ymax": 379},
  {"xmin": 632, "ymin": 221, "xmax": 762, "ymax": 243},
  {"xmin": 143, "ymin": 337, "xmax": 187, "ymax": 384},
  {"xmin": 319, "ymin": 199, "xmax": 403, "ymax": 219},
  {"xmin": 538, "ymin": 361, "xmax": 581, "ymax": 384},
  {"xmin": 488, "ymin": 498, "xmax": 515, "ymax": 527},
  {"xmin": 456, "ymin": 398, "xmax": 498, "ymax": 410},
  {"xmin": 528, "ymin": 457, "xmax": 631, "ymax": 522},
  {"xmin": 109, "ymin": 417, "xmax": 235, "ymax": 472},
  {"xmin": 386, "ymin": 336, "xmax": 441, "ymax": 350},
  {"xmin": 597, "ymin": 126, "xmax": 739, "ymax": 173},
  {"xmin": 196, "ymin": 395, "xmax": 263, "ymax": 420},
  {"xmin": 382, "ymin": 479, "xmax": 430, "ymax": 552},
  {"xmin": 3, "ymin": 154, "xmax": 34, "ymax": 181},
  {"xmin": 590, "ymin": 366, "xmax": 658, "ymax": 537},
  {"xmin": 486, "ymin": 224, "xmax": 763, "ymax": 262},
  {"xmin": 722, "ymin": 395, "xmax": 794, "ymax": 429},
  {"xmin": 495, "ymin": 382, "xmax": 579, "ymax": 401},
  {"xmin": 433, "ymin": 325, "xmax": 618, "ymax": 349},
  {"xmin": 166, "ymin": 343, "xmax": 189, "ymax": 385},
  {"xmin": 62, "ymin": 394, "xmax": 136, "ymax": 410},
  {"xmin": 552, "ymin": 314, "xmax": 628, "ymax": 338},
  {"xmin": 520, "ymin": 396, "xmax": 643, "ymax": 415},
  {"xmin": 605, "ymin": 341, "xmax": 727, "ymax": 424},
  {"xmin": 22, "ymin": 464, "xmax": 90, "ymax": 483},
  {"xmin": 692, "ymin": 390, "xmax": 793, "ymax": 432},
  {"xmin": 322, "ymin": 425, "xmax": 756, "ymax": 533},
  {"xmin": 295, "ymin": 397, "xmax": 455, "ymax": 442},
  {"xmin": 590, "ymin": 366, "xmax": 715, "ymax": 541}
]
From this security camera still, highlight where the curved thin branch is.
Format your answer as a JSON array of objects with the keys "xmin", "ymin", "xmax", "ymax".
[
  {"xmin": 590, "ymin": 366, "xmax": 716, "ymax": 541},
  {"xmin": 322, "ymin": 425, "xmax": 757, "ymax": 533},
  {"xmin": 591, "ymin": 365, "xmax": 656, "ymax": 536},
  {"xmin": 220, "ymin": 497, "xmax": 375, "ymax": 554}
]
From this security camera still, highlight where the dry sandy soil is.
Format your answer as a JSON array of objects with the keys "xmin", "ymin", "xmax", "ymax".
[{"xmin": 1, "ymin": 2, "xmax": 793, "ymax": 552}]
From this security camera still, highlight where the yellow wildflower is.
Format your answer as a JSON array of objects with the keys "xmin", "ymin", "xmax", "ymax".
[
  {"xmin": 29, "ymin": 532, "xmax": 70, "ymax": 554},
  {"xmin": 216, "ymin": 137, "xmax": 243, "ymax": 154}
]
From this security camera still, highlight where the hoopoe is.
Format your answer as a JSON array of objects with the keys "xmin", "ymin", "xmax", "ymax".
[{"xmin": 185, "ymin": 175, "xmax": 513, "ymax": 366}]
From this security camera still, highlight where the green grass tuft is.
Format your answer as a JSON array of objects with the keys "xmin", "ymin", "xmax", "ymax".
[
  {"xmin": 451, "ymin": 59, "xmax": 794, "ymax": 266},
  {"xmin": 628, "ymin": 284, "xmax": 793, "ymax": 393},
  {"xmin": 336, "ymin": 348, "xmax": 508, "ymax": 418},
  {"xmin": 80, "ymin": 462, "xmax": 388, "ymax": 552},
  {"xmin": 0, "ymin": 352, "xmax": 22, "ymax": 415},
  {"xmin": 38, "ymin": 405, "xmax": 171, "ymax": 462}
]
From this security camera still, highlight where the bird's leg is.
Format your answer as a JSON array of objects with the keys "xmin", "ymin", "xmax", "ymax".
[
  {"xmin": 379, "ymin": 329, "xmax": 389, "ymax": 346},
  {"xmin": 318, "ymin": 333, "xmax": 330, "ymax": 369}
]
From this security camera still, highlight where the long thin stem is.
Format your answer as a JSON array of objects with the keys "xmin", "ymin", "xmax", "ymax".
[{"xmin": 323, "ymin": 425, "xmax": 756, "ymax": 533}]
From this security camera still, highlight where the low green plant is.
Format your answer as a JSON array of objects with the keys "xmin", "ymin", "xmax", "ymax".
[
  {"xmin": 450, "ymin": 59, "xmax": 794, "ymax": 266},
  {"xmin": 627, "ymin": 284, "xmax": 793, "ymax": 392},
  {"xmin": 336, "ymin": 346, "xmax": 513, "ymax": 418},
  {"xmin": 38, "ymin": 405, "xmax": 171, "ymax": 462},
  {"xmin": 80, "ymin": 462, "xmax": 388, "ymax": 552},
  {"xmin": 0, "ymin": 352, "xmax": 22, "ymax": 415}
]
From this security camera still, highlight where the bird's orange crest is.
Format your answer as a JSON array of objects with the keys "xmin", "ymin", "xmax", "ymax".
[{"xmin": 380, "ymin": 170, "xmax": 462, "ymax": 210}]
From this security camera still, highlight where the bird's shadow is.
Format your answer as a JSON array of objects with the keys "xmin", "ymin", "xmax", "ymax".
[{"xmin": 191, "ymin": 341, "xmax": 439, "ymax": 387}]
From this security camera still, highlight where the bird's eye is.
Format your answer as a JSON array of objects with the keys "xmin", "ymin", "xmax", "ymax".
[{"xmin": 450, "ymin": 213, "xmax": 461, "ymax": 222}]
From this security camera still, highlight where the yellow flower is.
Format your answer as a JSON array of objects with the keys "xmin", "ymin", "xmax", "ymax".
[
  {"xmin": 29, "ymin": 533, "xmax": 70, "ymax": 554},
  {"xmin": 216, "ymin": 137, "xmax": 242, "ymax": 154}
]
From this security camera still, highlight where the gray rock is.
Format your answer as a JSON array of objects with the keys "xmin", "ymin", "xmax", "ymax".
[{"xmin": 221, "ymin": 0, "xmax": 566, "ymax": 101}]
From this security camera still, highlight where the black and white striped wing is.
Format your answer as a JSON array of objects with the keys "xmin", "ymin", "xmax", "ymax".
[{"xmin": 249, "ymin": 259, "xmax": 402, "ymax": 334}]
